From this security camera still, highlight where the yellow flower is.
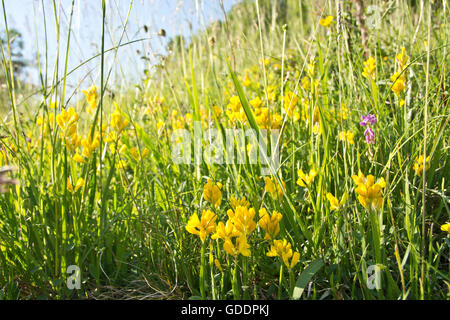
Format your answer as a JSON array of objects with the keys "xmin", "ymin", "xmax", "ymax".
[
  {"xmin": 116, "ymin": 159, "xmax": 127, "ymax": 169},
  {"xmin": 267, "ymin": 239, "xmax": 300, "ymax": 269},
  {"xmin": 227, "ymin": 96, "xmax": 242, "ymax": 113},
  {"xmin": 352, "ymin": 172, "xmax": 386, "ymax": 210},
  {"xmin": 230, "ymin": 196, "xmax": 250, "ymax": 210},
  {"xmin": 223, "ymin": 234, "xmax": 251, "ymax": 257},
  {"xmin": 203, "ymin": 179, "xmax": 222, "ymax": 207},
  {"xmin": 211, "ymin": 220, "xmax": 241, "ymax": 241},
  {"xmin": 227, "ymin": 206, "xmax": 257, "ymax": 236},
  {"xmin": 105, "ymin": 131, "xmax": 118, "ymax": 143},
  {"xmin": 297, "ymin": 168, "xmax": 317, "ymax": 187},
  {"xmin": 259, "ymin": 58, "xmax": 270, "ymax": 66},
  {"xmin": 82, "ymin": 85, "xmax": 98, "ymax": 114},
  {"xmin": 56, "ymin": 107, "xmax": 79, "ymax": 136},
  {"xmin": 391, "ymin": 79, "xmax": 406, "ymax": 96},
  {"xmin": 441, "ymin": 223, "xmax": 450, "ymax": 234},
  {"xmin": 338, "ymin": 130, "xmax": 355, "ymax": 144},
  {"xmin": 67, "ymin": 177, "xmax": 84, "ymax": 193},
  {"xmin": 289, "ymin": 252, "xmax": 300, "ymax": 269},
  {"xmin": 396, "ymin": 47, "xmax": 409, "ymax": 70},
  {"xmin": 156, "ymin": 120, "xmax": 165, "ymax": 131},
  {"xmin": 111, "ymin": 108, "xmax": 129, "ymax": 134},
  {"xmin": 214, "ymin": 258, "xmax": 223, "ymax": 272},
  {"xmin": 81, "ymin": 133, "xmax": 100, "ymax": 159},
  {"xmin": 319, "ymin": 15, "xmax": 333, "ymax": 27},
  {"xmin": 337, "ymin": 104, "xmax": 350, "ymax": 122},
  {"xmin": 243, "ymin": 69, "xmax": 252, "ymax": 87},
  {"xmin": 264, "ymin": 176, "xmax": 286, "ymax": 198},
  {"xmin": 362, "ymin": 56, "xmax": 376, "ymax": 80},
  {"xmin": 413, "ymin": 155, "xmax": 431, "ymax": 176},
  {"xmin": 64, "ymin": 132, "xmax": 81, "ymax": 153},
  {"xmin": 307, "ymin": 62, "xmax": 315, "ymax": 78},
  {"xmin": 283, "ymin": 91, "xmax": 298, "ymax": 117},
  {"xmin": 73, "ymin": 153, "xmax": 85, "ymax": 163},
  {"xmin": 258, "ymin": 208, "xmax": 282, "ymax": 240},
  {"xmin": 390, "ymin": 71, "xmax": 406, "ymax": 96},
  {"xmin": 250, "ymin": 97, "xmax": 263, "ymax": 109},
  {"xmin": 255, "ymin": 108, "xmax": 284, "ymax": 129},
  {"xmin": 352, "ymin": 170, "xmax": 366, "ymax": 185},
  {"xmin": 301, "ymin": 76, "xmax": 310, "ymax": 90},
  {"xmin": 212, "ymin": 106, "xmax": 222, "ymax": 117},
  {"xmin": 185, "ymin": 210, "xmax": 217, "ymax": 243},
  {"xmin": 129, "ymin": 147, "xmax": 149, "ymax": 161},
  {"xmin": 326, "ymin": 192, "xmax": 347, "ymax": 211}
]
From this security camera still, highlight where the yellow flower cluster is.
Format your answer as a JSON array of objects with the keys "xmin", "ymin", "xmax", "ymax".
[
  {"xmin": 326, "ymin": 192, "xmax": 346, "ymax": 211},
  {"xmin": 362, "ymin": 56, "xmax": 376, "ymax": 80},
  {"xmin": 296, "ymin": 168, "xmax": 317, "ymax": 187},
  {"xmin": 211, "ymin": 206, "xmax": 257, "ymax": 257},
  {"xmin": 254, "ymin": 107, "xmax": 282, "ymax": 129},
  {"xmin": 230, "ymin": 196, "xmax": 250, "ymax": 210},
  {"xmin": 258, "ymin": 208, "xmax": 282, "ymax": 240},
  {"xmin": 203, "ymin": 179, "xmax": 222, "ymax": 208},
  {"xmin": 413, "ymin": 155, "xmax": 430, "ymax": 176},
  {"xmin": 129, "ymin": 147, "xmax": 150, "ymax": 162},
  {"xmin": 79, "ymin": 133, "xmax": 101, "ymax": 161},
  {"xmin": 67, "ymin": 177, "xmax": 84, "ymax": 193},
  {"xmin": 55, "ymin": 107, "xmax": 81, "ymax": 152},
  {"xmin": 267, "ymin": 239, "xmax": 300, "ymax": 269},
  {"xmin": 264, "ymin": 176, "xmax": 286, "ymax": 199},
  {"xmin": 352, "ymin": 171, "xmax": 386, "ymax": 210},
  {"xmin": 111, "ymin": 108, "xmax": 130, "ymax": 134},
  {"xmin": 390, "ymin": 47, "xmax": 409, "ymax": 96},
  {"xmin": 56, "ymin": 107, "xmax": 78, "ymax": 137},
  {"xmin": 283, "ymin": 91, "xmax": 300, "ymax": 122},
  {"xmin": 338, "ymin": 130, "xmax": 354, "ymax": 145},
  {"xmin": 441, "ymin": 223, "xmax": 450, "ymax": 234},
  {"xmin": 185, "ymin": 209, "xmax": 218, "ymax": 243},
  {"xmin": 82, "ymin": 85, "xmax": 98, "ymax": 114},
  {"xmin": 226, "ymin": 96, "xmax": 247, "ymax": 124},
  {"xmin": 319, "ymin": 16, "xmax": 333, "ymax": 27}
]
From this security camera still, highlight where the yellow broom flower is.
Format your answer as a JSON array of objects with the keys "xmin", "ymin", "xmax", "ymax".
[
  {"xmin": 267, "ymin": 239, "xmax": 300, "ymax": 269},
  {"xmin": 441, "ymin": 223, "xmax": 450, "ymax": 234},
  {"xmin": 319, "ymin": 15, "xmax": 333, "ymax": 27},
  {"xmin": 82, "ymin": 85, "xmax": 98, "ymax": 114},
  {"xmin": 203, "ymin": 179, "xmax": 222, "ymax": 207},
  {"xmin": 413, "ymin": 155, "xmax": 431, "ymax": 176},
  {"xmin": 297, "ymin": 168, "xmax": 317, "ymax": 187},
  {"xmin": 185, "ymin": 209, "xmax": 217, "ymax": 243},
  {"xmin": 258, "ymin": 208, "xmax": 282, "ymax": 240},
  {"xmin": 352, "ymin": 172, "xmax": 386, "ymax": 210}
]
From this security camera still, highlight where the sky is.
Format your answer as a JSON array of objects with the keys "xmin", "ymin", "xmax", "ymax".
[{"xmin": 1, "ymin": 0, "xmax": 239, "ymax": 91}]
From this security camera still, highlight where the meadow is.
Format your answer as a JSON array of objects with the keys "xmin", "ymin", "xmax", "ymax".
[{"xmin": 0, "ymin": 0, "xmax": 448, "ymax": 300}]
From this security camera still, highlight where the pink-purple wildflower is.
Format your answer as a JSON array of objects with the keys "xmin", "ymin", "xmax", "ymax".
[
  {"xmin": 364, "ymin": 127, "xmax": 375, "ymax": 144},
  {"xmin": 359, "ymin": 114, "xmax": 377, "ymax": 126}
]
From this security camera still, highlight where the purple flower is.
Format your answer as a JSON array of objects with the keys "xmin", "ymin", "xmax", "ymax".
[
  {"xmin": 364, "ymin": 127, "xmax": 375, "ymax": 144},
  {"xmin": 360, "ymin": 114, "xmax": 377, "ymax": 126}
]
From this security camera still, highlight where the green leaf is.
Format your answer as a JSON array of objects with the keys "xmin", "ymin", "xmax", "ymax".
[
  {"xmin": 226, "ymin": 59, "xmax": 260, "ymax": 134},
  {"xmin": 292, "ymin": 259, "xmax": 324, "ymax": 300}
]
